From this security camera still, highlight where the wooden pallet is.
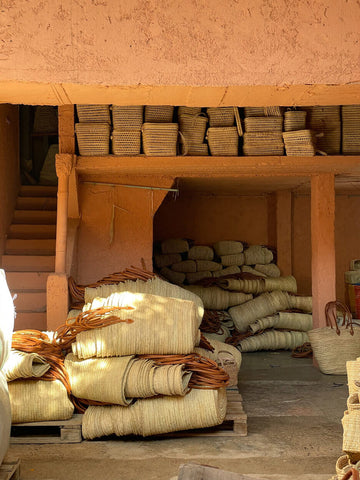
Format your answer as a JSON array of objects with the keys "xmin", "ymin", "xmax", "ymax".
[
  {"xmin": 0, "ymin": 459, "xmax": 20, "ymax": 480},
  {"xmin": 10, "ymin": 414, "xmax": 82, "ymax": 444}
]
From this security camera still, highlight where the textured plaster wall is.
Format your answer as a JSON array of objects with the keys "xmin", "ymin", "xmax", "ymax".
[{"xmin": 0, "ymin": 0, "xmax": 359, "ymax": 88}]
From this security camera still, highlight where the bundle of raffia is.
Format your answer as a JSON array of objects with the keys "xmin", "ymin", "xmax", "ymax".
[
  {"xmin": 203, "ymin": 325, "xmax": 231, "ymax": 343},
  {"xmin": 220, "ymin": 253, "xmax": 245, "ymax": 267},
  {"xmin": 218, "ymin": 275, "xmax": 297, "ymax": 295},
  {"xmin": 287, "ymin": 295, "xmax": 312, "ymax": 312},
  {"xmin": 283, "ymin": 110, "xmax": 307, "ymax": 132},
  {"xmin": 82, "ymin": 387, "xmax": 227, "ymax": 439},
  {"xmin": 154, "ymin": 253, "xmax": 182, "ymax": 269},
  {"xmin": 161, "ymin": 238, "xmax": 190, "ymax": 254},
  {"xmin": 303, "ymin": 105, "xmax": 341, "ymax": 155},
  {"xmin": 212, "ymin": 266, "xmax": 241, "ymax": 278},
  {"xmin": 238, "ymin": 330, "xmax": 308, "ymax": 352},
  {"xmin": 244, "ymin": 245, "xmax": 273, "ymax": 265},
  {"xmin": 186, "ymin": 271, "xmax": 212, "ymax": 284},
  {"xmin": 188, "ymin": 246, "xmax": 214, "ymax": 261},
  {"xmin": 184, "ymin": 285, "xmax": 252, "ymax": 310},
  {"xmin": 241, "ymin": 265, "xmax": 267, "ymax": 277},
  {"xmin": 160, "ymin": 267, "xmax": 186, "ymax": 285},
  {"xmin": 342, "ymin": 105, "xmax": 360, "ymax": 155},
  {"xmin": 249, "ymin": 312, "xmax": 313, "ymax": 333},
  {"xmin": 213, "ymin": 241, "xmax": 243, "ymax": 256},
  {"xmin": 254, "ymin": 263, "xmax": 281, "ymax": 278},
  {"xmin": 3, "ymin": 350, "xmax": 50, "ymax": 382}
]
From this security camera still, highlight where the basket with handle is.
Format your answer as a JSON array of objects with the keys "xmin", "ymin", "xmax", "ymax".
[
  {"xmin": 206, "ymin": 107, "xmax": 235, "ymax": 127},
  {"xmin": 178, "ymin": 113, "xmax": 208, "ymax": 145},
  {"xmin": 111, "ymin": 105, "xmax": 143, "ymax": 128},
  {"xmin": 206, "ymin": 127, "xmax": 239, "ymax": 156}
]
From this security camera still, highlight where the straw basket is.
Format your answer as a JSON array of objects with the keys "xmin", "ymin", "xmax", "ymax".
[
  {"xmin": 283, "ymin": 129, "xmax": 316, "ymax": 156},
  {"xmin": 342, "ymin": 105, "xmax": 360, "ymax": 155},
  {"xmin": 142, "ymin": 123, "xmax": 178, "ymax": 156},
  {"xmin": 239, "ymin": 330, "xmax": 309, "ymax": 352},
  {"xmin": 284, "ymin": 110, "xmax": 307, "ymax": 132},
  {"xmin": 342, "ymin": 410, "xmax": 360, "ymax": 462},
  {"xmin": 144, "ymin": 105, "xmax": 174, "ymax": 123},
  {"xmin": 179, "ymin": 113, "xmax": 208, "ymax": 145},
  {"xmin": 348, "ymin": 393, "xmax": 360, "ymax": 412},
  {"xmin": 207, "ymin": 127, "xmax": 239, "ymax": 156},
  {"xmin": 111, "ymin": 129, "xmax": 141, "ymax": 155},
  {"xmin": 76, "ymin": 104, "xmax": 111, "ymax": 124},
  {"xmin": 75, "ymin": 123, "xmax": 110, "ymax": 155},
  {"xmin": 244, "ymin": 117, "xmax": 283, "ymax": 132},
  {"xmin": 184, "ymin": 285, "xmax": 252, "ymax": 310},
  {"xmin": 111, "ymin": 105, "xmax": 143, "ymax": 128},
  {"xmin": 264, "ymin": 106, "xmax": 283, "ymax": 116},
  {"xmin": 178, "ymin": 106, "xmax": 202, "ymax": 116},
  {"xmin": 244, "ymin": 107, "xmax": 265, "ymax": 117},
  {"xmin": 304, "ymin": 106, "xmax": 341, "ymax": 154},
  {"xmin": 347, "ymin": 359, "xmax": 360, "ymax": 395},
  {"xmin": 243, "ymin": 132, "xmax": 284, "ymax": 156},
  {"xmin": 206, "ymin": 107, "xmax": 235, "ymax": 127},
  {"xmin": 186, "ymin": 143, "xmax": 209, "ymax": 156}
]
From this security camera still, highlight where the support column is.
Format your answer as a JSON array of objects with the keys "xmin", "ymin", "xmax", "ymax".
[
  {"xmin": 311, "ymin": 173, "xmax": 336, "ymax": 329},
  {"xmin": 276, "ymin": 190, "xmax": 292, "ymax": 276}
]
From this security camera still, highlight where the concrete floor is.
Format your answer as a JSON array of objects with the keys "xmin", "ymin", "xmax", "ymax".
[{"xmin": 6, "ymin": 351, "xmax": 347, "ymax": 480}]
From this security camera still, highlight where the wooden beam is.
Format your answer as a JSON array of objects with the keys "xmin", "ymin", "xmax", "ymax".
[
  {"xmin": 276, "ymin": 190, "xmax": 292, "ymax": 276},
  {"xmin": 311, "ymin": 173, "xmax": 336, "ymax": 329},
  {"xmin": 58, "ymin": 105, "xmax": 75, "ymax": 154}
]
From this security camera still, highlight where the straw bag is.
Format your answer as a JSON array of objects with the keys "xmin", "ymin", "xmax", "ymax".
[
  {"xmin": 76, "ymin": 104, "xmax": 111, "ymax": 124},
  {"xmin": 111, "ymin": 129, "xmax": 141, "ymax": 155},
  {"xmin": 142, "ymin": 123, "xmax": 178, "ymax": 156},
  {"xmin": 206, "ymin": 107, "xmax": 235, "ymax": 127},
  {"xmin": 308, "ymin": 301, "xmax": 360, "ymax": 375},
  {"xmin": 178, "ymin": 113, "xmax": 208, "ymax": 145},
  {"xmin": 75, "ymin": 123, "xmax": 110, "ymax": 155},
  {"xmin": 111, "ymin": 105, "xmax": 143, "ymax": 128},
  {"xmin": 144, "ymin": 105, "xmax": 174, "ymax": 123},
  {"xmin": 207, "ymin": 127, "xmax": 239, "ymax": 156}
]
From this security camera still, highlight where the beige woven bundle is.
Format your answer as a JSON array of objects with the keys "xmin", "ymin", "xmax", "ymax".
[
  {"xmin": 239, "ymin": 330, "xmax": 308, "ymax": 352},
  {"xmin": 75, "ymin": 123, "xmax": 110, "ymax": 155},
  {"xmin": 249, "ymin": 312, "xmax": 312, "ymax": 333},
  {"xmin": 171, "ymin": 260, "xmax": 196, "ymax": 273},
  {"xmin": 241, "ymin": 265, "xmax": 267, "ymax": 277},
  {"xmin": 76, "ymin": 104, "xmax": 111, "ymax": 123},
  {"xmin": 229, "ymin": 290, "xmax": 291, "ymax": 332},
  {"xmin": 196, "ymin": 260, "xmax": 222, "ymax": 272},
  {"xmin": 111, "ymin": 129, "xmax": 141, "ymax": 155},
  {"xmin": 348, "ymin": 393, "xmax": 360, "ymax": 412},
  {"xmin": 254, "ymin": 263, "xmax": 281, "ymax": 278},
  {"xmin": 142, "ymin": 123, "xmax": 178, "ymax": 156},
  {"xmin": 243, "ymin": 132, "xmax": 284, "ymax": 156},
  {"xmin": 160, "ymin": 267, "xmax": 185, "ymax": 285},
  {"xmin": 264, "ymin": 276, "xmax": 297, "ymax": 293},
  {"xmin": 8, "ymin": 379, "xmax": 74, "ymax": 424},
  {"xmin": 282, "ymin": 129, "xmax": 316, "ymax": 156},
  {"xmin": 287, "ymin": 295, "xmax": 312, "ymax": 312},
  {"xmin": 207, "ymin": 127, "xmax": 238, "ymax": 156},
  {"xmin": 347, "ymin": 359, "xmax": 360, "ymax": 395},
  {"xmin": 219, "ymin": 276, "xmax": 297, "ymax": 294},
  {"xmin": 244, "ymin": 117, "xmax": 283, "ymax": 132},
  {"xmin": 212, "ymin": 266, "xmax": 241, "ymax": 278},
  {"xmin": 188, "ymin": 246, "xmax": 214, "ymax": 261},
  {"xmin": 144, "ymin": 105, "xmax": 174, "ymax": 123},
  {"xmin": 206, "ymin": 107, "xmax": 235, "ymax": 127},
  {"xmin": 153, "ymin": 364, "xmax": 192, "ymax": 397},
  {"xmin": 161, "ymin": 238, "xmax": 189, "ymax": 254},
  {"xmin": 248, "ymin": 315, "xmax": 278, "ymax": 333},
  {"xmin": 74, "ymin": 292, "xmax": 201, "ymax": 358},
  {"xmin": 178, "ymin": 106, "xmax": 202, "ymax": 116},
  {"xmin": 220, "ymin": 253, "xmax": 245, "ymax": 266},
  {"xmin": 244, "ymin": 107, "xmax": 266, "ymax": 117},
  {"xmin": 154, "ymin": 253, "xmax": 182, "ymax": 269},
  {"xmin": 335, "ymin": 454, "xmax": 360, "ymax": 479},
  {"xmin": 213, "ymin": 241, "xmax": 243, "ymax": 256},
  {"xmin": 244, "ymin": 245, "xmax": 273, "ymax": 265},
  {"xmin": 111, "ymin": 105, "xmax": 143, "ymax": 128},
  {"xmin": 284, "ymin": 110, "xmax": 307, "ymax": 132},
  {"xmin": 3, "ymin": 350, "xmax": 50, "ymax": 382},
  {"xmin": 186, "ymin": 271, "xmax": 212, "ymax": 284},
  {"xmin": 84, "ymin": 277, "xmax": 204, "ymax": 321},
  {"xmin": 304, "ymin": 105, "xmax": 341, "ymax": 155},
  {"xmin": 342, "ymin": 410, "xmax": 360, "ymax": 462},
  {"xmin": 184, "ymin": 285, "xmax": 252, "ymax": 310},
  {"xmin": 203, "ymin": 325, "xmax": 231, "ymax": 343},
  {"xmin": 65, "ymin": 353, "xmax": 134, "ymax": 405},
  {"xmin": 264, "ymin": 106, "xmax": 283, "ymax": 116},
  {"xmin": 82, "ymin": 387, "xmax": 227, "ymax": 439},
  {"xmin": 342, "ymin": 105, "xmax": 360, "ymax": 155},
  {"xmin": 179, "ymin": 113, "xmax": 208, "ymax": 145}
]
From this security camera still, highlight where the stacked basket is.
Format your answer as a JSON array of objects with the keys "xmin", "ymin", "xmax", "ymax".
[
  {"xmin": 282, "ymin": 108, "xmax": 316, "ymax": 156},
  {"xmin": 142, "ymin": 105, "xmax": 178, "ymax": 156},
  {"xmin": 111, "ymin": 106, "xmax": 143, "ymax": 155},
  {"xmin": 243, "ymin": 107, "xmax": 284, "ymax": 156},
  {"xmin": 303, "ymin": 105, "xmax": 341, "ymax": 154},
  {"xmin": 206, "ymin": 107, "xmax": 239, "ymax": 156},
  {"xmin": 75, "ymin": 105, "xmax": 111, "ymax": 155},
  {"xmin": 342, "ymin": 105, "xmax": 360, "ymax": 155},
  {"xmin": 178, "ymin": 107, "xmax": 208, "ymax": 156}
]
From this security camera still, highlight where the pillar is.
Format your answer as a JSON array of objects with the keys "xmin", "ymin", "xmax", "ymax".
[{"xmin": 276, "ymin": 190, "xmax": 292, "ymax": 276}]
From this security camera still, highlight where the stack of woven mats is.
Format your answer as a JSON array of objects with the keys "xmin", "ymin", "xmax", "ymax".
[{"xmin": 242, "ymin": 106, "xmax": 284, "ymax": 156}]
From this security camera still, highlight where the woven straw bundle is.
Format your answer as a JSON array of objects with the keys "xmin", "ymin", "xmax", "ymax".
[
  {"xmin": 244, "ymin": 245, "xmax": 273, "ymax": 265},
  {"xmin": 160, "ymin": 267, "xmax": 185, "ymax": 285},
  {"xmin": 111, "ymin": 105, "xmax": 143, "ymax": 128},
  {"xmin": 282, "ymin": 129, "xmax": 316, "ymax": 156},
  {"xmin": 254, "ymin": 264, "xmax": 281, "ymax": 278},
  {"xmin": 196, "ymin": 260, "xmax": 222, "ymax": 272},
  {"xmin": 264, "ymin": 106, "xmax": 283, "ymax": 116},
  {"xmin": 335, "ymin": 454, "xmax": 360, "ymax": 479},
  {"xmin": 242, "ymin": 265, "xmax": 267, "ymax": 277},
  {"xmin": 347, "ymin": 359, "xmax": 360, "ymax": 395},
  {"xmin": 184, "ymin": 285, "xmax": 252, "ymax": 310},
  {"xmin": 142, "ymin": 123, "xmax": 178, "ymax": 156},
  {"xmin": 65, "ymin": 353, "xmax": 134, "ymax": 405},
  {"xmin": 188, "ymin": 246, "xmax": 214, "ymax": 261},
  {"xmin": 220, "ymin": 253, "xmax": 245, "ymax": 266},
  {"xmin": 76, "ymin": 105, "xmax": 111, "ymax": 124},
  {"xmin": 264, "ymin": 276, "xmax": 297, "ymax": 293},
  {"xmin": 244, "ymin": 107, "xmax": 266, "ymax": 117},
  {"xmin": 84, "ymin": 277, "xmax": 204, "ymax": 322},
  {"xmin": 304, "ymin": 105, "xmax": 341, "ymax": 155},
  {"xmin": 229, "ymin": 290, "xmax": 291, "ymax": 332},
  {"xmin": 0, "ymin": 372, "xmax": 11, "ymax": 467},
  {"xmin": 82, "ymin": 387, "xmax": 227, "ymax": 438},
  {"xmin": 348, "ymin": 393, "xmax": 360, "ymax": 412},
  {"xmin": 75, "ymin": 123, "xmax": 110, "ymax": 155},
  {"xmin": 8, "ymin": 379, "xmax": 74, "ymax": 424},
  {"xmin": 342, "ymin": 105, "xmax": 360, "ymax": 154},
  {"xmin": 161, "ymin": 238, "xmax": 189, "ymax": 254},
  {"xmin": 178, "ymin": 106, "xmax": 202, "ymax": 116},
  {"xmin": 186, "ymin": 143, "xmax": 209, "ymax": 156},
  {"xmin": 239, "ymin": 330, "xmax": 308, "ymax": 352},
  {"xmin": 206, "ymin": 107, "xmax": 235, "ymax": 127},
  {"xmin": 284, "ymin": 110, "xmax": 307, "ymax": 132},
  {"xmin": 249, "ymin": 312, "xmax": 312, "ymax": 333},
  {"xmin": 111, "ymin": 129, "xmax": 141, "ymax": 155},
  {"xmin": 243, "ymin": 132, "xmax": 284, "ymax": 156},
  {"xmin": 154, "ymin": 253, "xmax": 182, "ymax": 269},
  {"xmin": 342, "ymin": 410, "xmax": 360, "ymax": 462},
  {"xmin": 171, "ymin": 260, "xmax": 197, "ymax": 273},
  {"xmin": 186, "ymin": 271, "xmax": 212, "ymax": 284},
  {"xmin": 179, "ymin": 113, "xmax": 208, "ymax": 145},
  {"xmin": 212, "ymin": 266, "xmax": 241, "ymax": 278},
  {"xmin": 152, "ymin": 364, "xmax": 192, "ymax": 397},
  {"xmin": 213, "ymin": 241, "xmax": 243, "ymax": 256},
  {"xmin": 144, "ymin": 105, "xmax": 174, "ymax": 123},
  {"xmin": 74, "ymin": 292, "xmax": 201, "ymax": 358},
  {"xmin": 287, "ymin": 295, "xmax": 312, "ymax": 312},
  {"xmin": 207, "ymin": 127, "xmax": 239, "ymax": 156},
  {"xmin": 3, "ymin": 350, "xmax": 50, "ymax": 382},
  {"xmin": 203, "ymin": 325, "xmax": 231, "ymax": 343},
  {"xmin": 219, "ymin": 276, "xmax": 297, "ymax": 294},
  {"xmin": 244, "ymin": 117, "xmax": 283, "ymax": 133}
]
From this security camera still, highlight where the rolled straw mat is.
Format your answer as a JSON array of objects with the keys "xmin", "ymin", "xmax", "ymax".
[
  {"xmin": 188, "ymin": 246, "xmax": 214, "ymax": 261},
  {"xmin": 184, "ymin": 285, "xmax": 252, "ymax": 310},
  {"xmin": 213, "ymin": 240, "xmax": 243, "ymax": 256},
  {"xmin": 239, "ymin": 330, "xmax": 309, "ymax": 352},
  {"xmin": 342, "ymin": 410, "xmax": 360, "ymax": 462},
  {"xmin": 4, "ymin": 350, "xmax": 50, "ymax": 382},
  {"xmin": 347, "ymin": 359, "xmax": 360, "ymax": 395}
]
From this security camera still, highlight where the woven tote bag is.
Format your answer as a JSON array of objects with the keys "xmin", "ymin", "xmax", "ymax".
[{"xmin": 308, "ymin": 301, "xmax": 360, "ymax": 375}]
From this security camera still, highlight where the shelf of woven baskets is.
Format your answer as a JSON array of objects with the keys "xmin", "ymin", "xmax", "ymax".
[
  {"xmin": 10, "ymin": 414, "xmax": 82, "ymax": 444},
  {"xmin": 0, "ymin": 458, "xmax": 20, "ymax": 480}
]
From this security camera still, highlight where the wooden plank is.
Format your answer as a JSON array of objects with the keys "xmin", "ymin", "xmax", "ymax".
[
  {"xmin": 178, "ymin": 463, "xmax": 262, "ymax": 480},
  {"xmin": 0, "ymin": 459, "xmax": 20, "ymax": 480},
  {"xmin": 10, "ymin": 415, "xmax": 82, "ymax": 444}
]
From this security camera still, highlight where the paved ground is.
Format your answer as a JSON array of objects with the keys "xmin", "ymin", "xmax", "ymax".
[{"xmin": 6, "ymin": 351, "xmax": 347, "ymax": 480}]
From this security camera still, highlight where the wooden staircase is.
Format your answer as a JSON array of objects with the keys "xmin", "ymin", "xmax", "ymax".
[{"xmin": 3, "ymin": 185, "xmax": 57, "ymax": 331}]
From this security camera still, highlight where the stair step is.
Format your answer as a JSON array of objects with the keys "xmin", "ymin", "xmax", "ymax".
[
  {"xmin": 6, "ymin": 272, "xmax": 50, "ymax": 290},
  {"xmin": 19, "ymin": 185, "xmax": 57, "ymax": 198},
  {"xmin": 2, "ymin": 255, "xmax": 55, "ymax": 272},
  {"xmin": 14, "ymin": 312, "xmax": 47, "ymax": 331},
  {"xmin": 12, "ymin": 291, "xmax": 47, "ymax": 312},
  {"xmin": 8, "ymin": 224, "xmax": 56, "ymax": 239},
  {"xmin": 16, "ymin": 197, "xmax": 57, "ymax": 211},
  {"xmin": 13, "ymin": 210, "xmax": 56, "ymax": 225},
  {"xmin": 5, "ymin": 239, "xmax": 56, "ymax": 255}
]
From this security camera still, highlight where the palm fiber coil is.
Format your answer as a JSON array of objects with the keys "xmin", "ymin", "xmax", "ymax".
[
  {"xmin": 4, "ymin": 350, "xmax": 50, "ymax": 382},
  {"xmin": 249, "ymin": 312, "xmax": 312, "ymax": 333},
  {"xmin": 244, "ymin": 245, "xmax": 273, "ymax": 265},
  {"xmin": 184, "ymin": 285, "xmax": 252, "ymax": 310},
  {"xmin": 239, "ymin": 330, "xmax": 309, "ymax": 352}
]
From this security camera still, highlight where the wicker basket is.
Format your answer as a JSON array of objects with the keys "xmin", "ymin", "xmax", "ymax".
[
  {"xmin": 304, "ymin": 106, "xmax": 341, "ymax": 154},
  {"xmin": 75, "ymin": 123, "xmax": 110, "ymax": 155},
  {"xmin": 76, "ymin": 105, "xmax": 111, "ymax": 124},
  {"xmin": 112, "ymin": 106, "xmax": 143, "ymax": 128},
  {"xmin": 207, "ymin": 127, "xmax": 238, "ymax": 156},
  {"xmin": 178, "ymin": 106, "xmax": 202, "ymax": 116},
  {"xmin": 244, "ymin": 116, "xmax": 283, "ymax": 132},
  {"xmin": 144, "ymin": 105, "xmax": 174, "ymax": 123},
  {"xmin": 112, "ymin": 129, "xmax": 141, "ymax": 155},
  {"xmin": 282, "ymin": 130, "xmax": 316, "ymax": 156},
  {"xmin": 243, "ymin": 132, "xmax": 284, "ymax": 156},
  {"xmin": 244, "ymin": 107, "xmax": 265, "ymax": 117},
  {"xmin": 186, "ymin": 143, "xmax": 209, "ymax": 156},
  {"xmin": 284, "ymin": 110, "xmax": 307, "ymax": 132},
  {"xmin": 179, "ymin": 113, "xmax": 208, "ymax": 145},
  {"xmin": 206, "ymin": 107, "xmax": 235, "ymax": 127},
  {"xmin": 142, "ymin": 123, "xmax": 178, "ymax": 156},
  {"xmin": 342, "ymin": 105, "xmax": 360, "ymax": 155}
]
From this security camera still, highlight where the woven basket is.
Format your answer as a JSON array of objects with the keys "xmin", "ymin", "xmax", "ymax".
[
  {"xmin": 186, "ymin": 143, "xmax": 209, "ymax": 156},
  {"xmin": 347, "ymin": 359, "xmax": 360, "ymax": 395},
  {"xmin": 283, "ymin": 130, "xmax": 316, "ymax": 156},
  {"xmin": 244, "ymin": 107, "xmax": 265, "ymax": 117},
  {"xmin": 348, "ymin": 393, "xmax": 360, "ymax": 412},
  {"xmin": 76, "ymin": 104, "xmax": 111, "ymax": 124},
  {"xmin": 142, "ymin": 123, "xmax": 178, "ymax": 156},
  {"xmin": 342, "ymin": 105, "xmax": 360, "ymax": 155},
  {"xmin": 111, "ymin": 129, "xmax": 141, "ymax": 155},
  {"xmin": 184, "ymin": 285, "xmax": 252, "ymax": 310},
  {"xmin": 239, "ymin": 330, "xmax": 309, "ymax": 352},
  {"xmin": 304, "ymin": 106, "xmax": 341, "ymax": 154},
  {"xmin": 284, "ymin": 110, "xmax": 307, "ymax": 132},
  {"xmin": 207, "ymin": 127, "xmax": 238, "ymax": 156},
  {"xmin": 264, "ymin": 106, "xmax": 283, "ymax": 117},
  {"xmin": 4, "ymin": 351, "xmax": 50, "ymax": 382},
  {"xmin": 250, "ymin": 312, "xmax": 312, "ymax": 333},
  {"xmin": 75, "ymin": 123, "xmax": 110, "ymax": 155},
  {"xmin": 206, "ymin": 107, "xmax": 235, "ymax": 127},
  {"xmin": 111, "ymin": 105, "xmax": 143, "ymax": 128},
  {"xmin": 178, "ymin": 106, "xmax": 202, "ymax": 116},
  {"xmin": 243, "ymin": 132, "xmax": 284, "ymax": 156},
  {"xmin": 244, "ymin": 116, "xmax": 283, "ymax": 132},
  {"xmin": 144, "ymin": 105, "xmax": 174, "ymax": 123},
  {"xmin": 188, "ymin": 246, "xmax": 214, "ymax": 261},
  {"xmin": 343, "ymin": 410, "xmax": 360, "ymax": 462},
  {"xmin": 179, "ymin": 113, "xmax": 208, "ymax": 145}
]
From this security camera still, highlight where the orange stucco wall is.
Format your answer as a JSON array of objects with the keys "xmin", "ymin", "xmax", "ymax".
[
  {"xmin": 0, "ymin": 105, "xmax": 19, "ymax": 258},
  {"xmin": 0, "ymin": 1, "xmax": 359, "ymax": 88}
]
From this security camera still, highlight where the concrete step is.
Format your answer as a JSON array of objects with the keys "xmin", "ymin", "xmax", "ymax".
[
  {"xmin": 16, "ymin": 196, "xmax": 57, "ymax": 211},
  {"xmin": 19, "ymin": 185, "xmax": 57, "ymax": 198},
  {"xmin": 12, "ymin": 291, "xmax": 47, "ymax": 313},
  {"xmin": 2, "ymin": 255, "xmax": 55, "ymax": 272},
  {"xmin": 14, "ymin": 312, "xmax": 47, "ymax": 331},
  {"xmin": 5, "ymin": 239, "xmax": 56, "ymax": 255},
  {"xmin": 6, "ymin": 272, "xmax": 50, "ymax": 291},
  {"xmin": 7, "ymin": 224, "xmax": 56, "ymax": 239},
  {"xmin": 13, "ymin": 210, "xmax": 56, "ymax": 225}
]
